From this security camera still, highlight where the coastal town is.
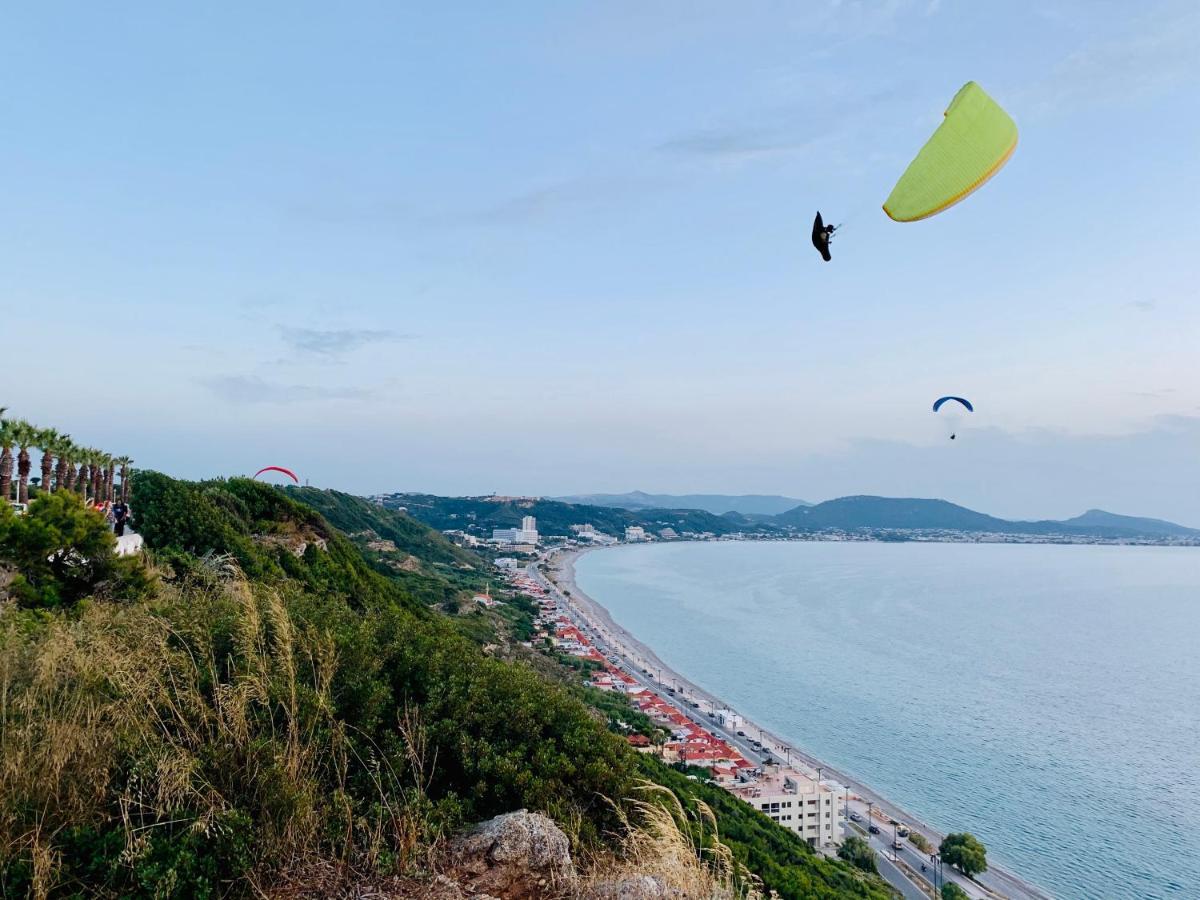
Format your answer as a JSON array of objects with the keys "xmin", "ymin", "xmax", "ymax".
[
  {"xmin": 504, "ymin": 563, "xmax": 845, "ymax": 850},
  {"xmin": 473, "ymin": 515, "xmax": 1050, "ymax": 900}
]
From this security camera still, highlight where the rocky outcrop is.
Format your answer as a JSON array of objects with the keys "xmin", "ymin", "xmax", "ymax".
[
  {"xmin": 445, "ymin": 810, "xmax": 575, "ymax": 898},
  {"xmin": 583, "ymin": 875, "xmax": 681, "ymax": 899},
  {"xmin": 267, "ymin": 811, "xmax": 707, "ymax": 899}
]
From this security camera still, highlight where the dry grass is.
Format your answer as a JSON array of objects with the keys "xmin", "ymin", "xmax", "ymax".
[
  {"xmin": 579, "ymin": 782, "xmax": 769, "ymax": 900},
  {"xmin": 0, "ymin": 566, "xmax": 421, "ymax": 898}
]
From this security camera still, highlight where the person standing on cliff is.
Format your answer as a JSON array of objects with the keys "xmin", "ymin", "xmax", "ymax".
[{"xmin": 112, "ymin": 499, "xmax": 130, "ymax": 537}]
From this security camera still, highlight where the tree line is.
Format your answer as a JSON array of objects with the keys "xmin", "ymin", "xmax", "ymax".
[{"xmin": 0, "ymin": 407, "xmax": 132, "ymax": 507}]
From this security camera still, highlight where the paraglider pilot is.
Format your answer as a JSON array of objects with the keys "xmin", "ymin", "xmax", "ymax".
[{"xmin": 811, "ymin": 212, "xmax": 836, "ymax": 262}]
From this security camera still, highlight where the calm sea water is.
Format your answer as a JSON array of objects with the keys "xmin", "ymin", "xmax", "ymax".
[{"xmin": 575, "ymin": 541, "xmax": 1200, "ymax": 900}]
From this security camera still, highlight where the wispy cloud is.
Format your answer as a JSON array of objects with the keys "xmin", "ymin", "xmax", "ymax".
[
  {"xmin": 202, "ymin": 375, "xmax": 374, "ymax": 404},
  {"xmin": 657, "ymin": 128, "xmax": 818, "ymax": 162},
  {"xmin": 1128, "ymin": 299, "xmax": 1156, "ymax": 312},
  {"xmin": 1021, "ymin": 2, "xmax": 1199, "ymax": 114},
  {"xmin": 278, "ymin": 327, "xmax": 409, "ymax": 359}
]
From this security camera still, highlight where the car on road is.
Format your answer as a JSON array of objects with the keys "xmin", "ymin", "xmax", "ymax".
[
  {"xmin": 849, "ymin": 812, "xmax": 862, "ymax": 822},
  {"xmin": 868, "ymin": 824, "xmax": 881, "ymax": 835},
  {"xmin": 736, "ymin": 730, "xmax": 746, "ymax": 737},
  {"xmin": 891, "ymin": 839, "xmax": 904, "ymax": 851},
  {"xmin": 896, "ymin": 823, "xmax": 910, "ymax": 837}
]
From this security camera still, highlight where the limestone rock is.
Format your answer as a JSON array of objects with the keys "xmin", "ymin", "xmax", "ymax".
[{"xmin": 446, "ymin": 810, "xmax": 574, "ymax": 898}]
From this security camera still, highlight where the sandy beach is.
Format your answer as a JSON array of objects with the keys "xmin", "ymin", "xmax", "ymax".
[{"xmin": 543, "ymin": 545, "xmax": 1052, "ymax": 900}]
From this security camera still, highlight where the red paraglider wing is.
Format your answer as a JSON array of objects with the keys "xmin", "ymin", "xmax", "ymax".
[{"xmin": 253, "ymin": 466, "xmax": 299, "ymax": 484}]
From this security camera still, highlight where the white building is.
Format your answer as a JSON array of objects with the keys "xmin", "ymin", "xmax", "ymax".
[
  {"xmin": 729, "ymin": 768, "xmax": 843, "ymax": 848},
  {"xmin": 624, "ymin": 526, "xmax": 647, "ymax": 542},
  {"xmin": 492, "ymin": 515, "xmax": 539, "ymax": 546}
]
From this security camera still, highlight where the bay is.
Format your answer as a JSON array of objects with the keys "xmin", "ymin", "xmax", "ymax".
[{"xmin": 575, "ymin": 541, "xmax": 1200, "ymax": 899}]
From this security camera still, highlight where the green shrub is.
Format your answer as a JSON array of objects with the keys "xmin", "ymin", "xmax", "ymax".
[
  {"xmin": 0, "ymin": 491, "xmax": 153, "ymax": 608},
  {"xmin": 838, "ymin": 835, "xmax": 878, "ymax": 874},
  {"xmin": 908, "ymin": 830, "xmax": 931, "ymax": 852}
]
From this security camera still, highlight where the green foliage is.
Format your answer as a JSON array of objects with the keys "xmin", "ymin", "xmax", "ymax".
[
  {"xmin": 288, "ymin": 486, "xmax": 483, "ymax": 570},
  {"xmin": 641, "ymin": 758, "xmax": 892, "ymax": 900},
  {"xmin": 578, "ymin": 685, "xmax": 667, "ymax": 741},
  {"xmin": 837, "ymin": 835, "xmax": 878, "ymax": 874},
  {"xmin": 907, "ymin": 830, "xmax": 931, "ymax": 852},
  {"xmin": 390, "ymin": 493, "xmax": 752, "ymax": 538},
  {"xmin": 0, "ymin": 491, "xmax": 153, "ymax": 608},
  {"xmin": 940, "ymin": 832, "xmax": 988, "ymax": 877},
  {"xmin": 2, "ymin": 470, "xmax": 902, "ymax": 899},
  {"xmin": 941, "ymin": 882, "xmax": 969, "ymax": 899}
]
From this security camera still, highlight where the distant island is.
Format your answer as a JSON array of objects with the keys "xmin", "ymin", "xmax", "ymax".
[{"xmin": 377, "ymin": 492, "xmax": 1200, "ymax": 546}]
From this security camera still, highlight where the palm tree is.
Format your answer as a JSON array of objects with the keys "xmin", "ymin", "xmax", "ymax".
[
  {"xmin": 76, "ymin": 450, "xmax": 93, "ymax": 499},
  {"xmin": 12, "ymin": 420, "xmax": 39, "ymax": 505},
  {"xmin": 52, "ymin": 434, "xmax": 74, "ymax": 492},
  {"xmin": 116, "ymin": 456, "xmax": 134, "ymax": 502},
  {"xmin": 0, "ymin": 419, "xmax": 15, "ymax": 503},
  {"xmin": 37, "ymin": 427, "xmax": 60, "ymax": 496},
  {"xmin": 60, "ymin": 441, "xmax": 78, "ymax": 491},
  {"xmin": 89, "ymin": 451, "xmax": 104, "ymax": 505},
  {"xmin": 100, "ymin": 453, "xmax": 116, "ymax": 502}
]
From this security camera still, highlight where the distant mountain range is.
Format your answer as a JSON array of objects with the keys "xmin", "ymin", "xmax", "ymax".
[
  {"xmin": 386, "ymin": 491, "xmax": 1198, "ymax": 543},
  {"xmin": 554, "ymin": 490, "xmax": 810, "ymax": 516},
  {"xmin": 775, "ymin": 496, "xmax": 1200, "ymax": 539}
]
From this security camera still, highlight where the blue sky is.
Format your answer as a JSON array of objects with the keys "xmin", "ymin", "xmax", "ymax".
[{"xmin": 3, "ymin": 1, "xmax": 1198, "ymax": 522}]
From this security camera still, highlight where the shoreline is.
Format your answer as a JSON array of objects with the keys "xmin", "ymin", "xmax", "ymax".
[{"xmin": 544, "ymin": 543, "xmax": 1052, "ymax": 900}]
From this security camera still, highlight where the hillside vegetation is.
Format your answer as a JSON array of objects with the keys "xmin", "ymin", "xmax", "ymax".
[
  {"xmin": 389, "ymin": 493, "xmax": 755, "ymax": 538},
  {"xmin": 1, "ymin": 474, "xmax": 889, "ymax": 899}
]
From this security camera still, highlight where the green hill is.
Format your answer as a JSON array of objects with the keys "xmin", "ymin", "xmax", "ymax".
[
  {"xmin": 0, "ymin": 474, "xmax": 888, "ymax": 900},
  {"xmin": 776, "ymin": 495, "xmax": 1198, "ymax": 539},
  {"xmin": 388, "ymin": 492, "xmax": 761, "ymax": 537}
]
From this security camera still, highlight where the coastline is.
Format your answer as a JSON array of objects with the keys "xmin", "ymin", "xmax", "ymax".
[{"xmin": 545, "ymin": 543, "xmax": 1052, "ymax": 900}]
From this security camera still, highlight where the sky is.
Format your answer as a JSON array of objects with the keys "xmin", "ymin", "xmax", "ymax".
[{"xmin": 2, "ymin": 1, "xmax": 1198, "ymax": 523}]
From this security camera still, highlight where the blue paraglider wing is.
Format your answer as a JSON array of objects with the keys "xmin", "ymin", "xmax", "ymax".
[{"xmin": 932, "ymin": 396, "xmax": 973, "ymax": 413}]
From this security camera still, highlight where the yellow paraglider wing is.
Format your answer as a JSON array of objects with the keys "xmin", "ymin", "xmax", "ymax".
[{"xmin": 883, "ymin": 82, "xmax": 1017, "ymax": 222}]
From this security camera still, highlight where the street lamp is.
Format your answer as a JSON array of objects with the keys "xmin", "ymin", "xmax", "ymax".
[
  {"xmin": 892, "ymin": 821, "xmax": 898, "ymax": 861},
  {"xmin": 867, "ymin": 801, "xmax": 875, "ymax": 834}
]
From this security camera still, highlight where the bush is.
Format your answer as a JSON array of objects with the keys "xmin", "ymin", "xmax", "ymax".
[
  {"xmin": 837, "ymin": 835, "xmax": 878, "ymax": 874},
  {"xmin": 942, "ymin": 883, "xmax": 969, "ymax": 899},
  {"xmin": 0, "ymin": 491, "xmax": 153, "ymax": 608},
  {"xmin": 908, "ymin": 830, "xmax": 931, "ymax": 852}
]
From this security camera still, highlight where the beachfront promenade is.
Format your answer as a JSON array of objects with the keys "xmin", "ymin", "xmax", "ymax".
[{"xmin": 532, "ymin": 548, "xmax": 1052, "ymax": 900}]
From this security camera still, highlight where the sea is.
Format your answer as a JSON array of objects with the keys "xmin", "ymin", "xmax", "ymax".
[{"xmin": 574, "ymin": 540, "xmax": 1200, "ymax": 900}]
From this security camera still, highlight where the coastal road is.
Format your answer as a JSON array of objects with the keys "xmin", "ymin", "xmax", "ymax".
[
  {"xmin": 528, "ymin": 559, "xmax": 951, "ymax": 900},
  {"xmin": 530, "ymin": 554, "xmax": 1044, "ymax": 900}
]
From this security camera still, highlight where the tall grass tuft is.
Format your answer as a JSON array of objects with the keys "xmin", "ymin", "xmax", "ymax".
[
  {"xmin": 581, "ymin": 781, "xmax": 769, "ymax": 899},
  {"xmin": 0, "ymin": 566, "xmax": 417, "ymax": 897}
]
